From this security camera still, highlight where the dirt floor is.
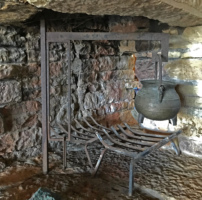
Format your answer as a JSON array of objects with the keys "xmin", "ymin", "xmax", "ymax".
[{"xmin": 0, "ymin": 148, "xmax": 202, "ymax": 200}]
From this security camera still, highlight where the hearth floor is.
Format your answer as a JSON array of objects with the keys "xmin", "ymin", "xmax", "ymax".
[{"xmin": 0, "ymin": 149, "xmax": 202, "ymax": 200}]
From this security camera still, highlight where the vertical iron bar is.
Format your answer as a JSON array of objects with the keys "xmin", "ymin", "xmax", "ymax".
[
  {"xmin": 129, "ymin": 158, "xmax": 134, "ymax": 196},
  {"xmin": 67, "ymin": 41, "xmax": 71, "ymax": 141},
  {"xmin": 161, "ymin": 36, "xmax": 169, "ymax": 62},
  {"xmin": 155, "ymin": 62, "xmax": 158, "ymax": 80},
  {"xmin": 158, "ymin": 53, "xmax": 163, "ymax": 86},
  {"xmin": 63, "ymin": 136, "xmax": 67, "ymax": 169},
  {"xmin": 40, "ymin": 19, "xmax": 48, "ymax": 174},
  {"xmin": 46, "ymin": 42, "xmax": 50, "ymax": 141}
]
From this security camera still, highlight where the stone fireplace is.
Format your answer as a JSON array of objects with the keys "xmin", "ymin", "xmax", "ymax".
[{"xmin": 0, "ymin": 1, "xmax": 202, "ymax": 199}]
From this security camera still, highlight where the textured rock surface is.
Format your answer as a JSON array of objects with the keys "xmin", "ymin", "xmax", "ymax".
[
  {"xmin": 26, "ymin": 0, "xmax": 202, "ymax": 27},
  {"xmin": 0, "ymin": 13, "xmax": 202, "ymax": 162},
  {"xmin": 0, "ymin": 81, "xmax": 21, "ymax": 104},
  {"xmin": 1, "ymin": 0, "xmax": 202, "ymax": 27},
  {"xmin": 0, "ymin": 1, "xmax": 38, "ymax": 26},
  {"xmin": 164, "ymin": 59, "xmax": 202, "ymax": 81},
  {"xmin": 1, "ymin": 150, "xmax": 202, "ymax": 199},
  {"xmin": 183, "ymin": 26, "xmax": 202, "ymax": 42}
]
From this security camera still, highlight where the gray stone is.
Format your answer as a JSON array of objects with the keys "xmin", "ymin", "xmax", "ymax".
[
  {"xmin": 0, "ymin": 80, "xmax": 21, "ymax": 104},
  {"xmin": 84, "ymin": 92, "xmax": 98, "ymax": 109},
  {"xmin": 27, "ymin": 50, "xmax": 40, "ymax": 63},
  {"xmin": 131, "ymin": 108, "xmax": 139, "ymax": 122},
  {"xmin": 135, "ymin": 59, "xmax": 156, "ymax": 80},
  {"xmin": 73, "ymin": 41, "xmax": 84, "ymax": 58},
  {"xmin": 79, "ymin": 42, "xmax": 91, "ymax": 57},
  {"xmin": 16, "ymin": 126, "xmax": 42, "ymax": 151},
  {"xmin": 98, "ymin": 56, "xmax": 118, "ymax": 71},
  {"xmin": 179, "ymin": 136, "xmax": 202, "ymax": 159},
  {"xmin": 72, "ymin": 58, "xmax": 82, "ymax": 74},
  {"xmin": 117, "ymin": 56, "xmax": 131, "ymax": 70},
  {"xmin": 0, "ymin": 26, "xmax": 26, "ymax": 47},
  {"xmin": 29, "ymin": 187, "xmax": 60, "ymax": 200},
  {"xmin": 0, "ymin": 161, "xmax": 6, "ymax": 170},
  {"xmin": 26, "ymin": 33, "xmax": 40, "ymax": 50},
  {"xmin": 0, "ymin": 48, "xmax": 26, "ymax": 63}
]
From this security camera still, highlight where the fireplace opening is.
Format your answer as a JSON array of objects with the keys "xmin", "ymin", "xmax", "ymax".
[{"xmin": 0, "ymin": 6, "xmax": 202, "ymax": 200}]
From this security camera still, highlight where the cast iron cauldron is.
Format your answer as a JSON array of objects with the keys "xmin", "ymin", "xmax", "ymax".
[
  {"xmin": 135, "ymin": 80, "xmax": 181, "ymax": 120},
  {"xmin": 135, "ymin": 53, "xmax": 181, "ymax": 121}
]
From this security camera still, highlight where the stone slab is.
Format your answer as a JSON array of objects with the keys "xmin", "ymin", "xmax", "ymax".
[{"xmin": 0, "ymin": 80, "xmax": 21, "ymax": 104}]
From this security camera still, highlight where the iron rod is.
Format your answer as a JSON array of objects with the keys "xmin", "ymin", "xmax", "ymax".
[
  {"xmin": 63, "ymin": 136, "xmax": 67, "ymax": 169},
  {"xmin": 40, "ymin": 19, "xmax": 48, "ymax": 174},
  {"xmin": 46, "ymin": 32, "xmax": 169, "ymax": 61},
  {"xmin": 129, "ymin": 158, "xmax": 134, "ymax": 196},
  {"xmin": 67, "ymin": 41, "xmax": 71, "ymax": 141}
]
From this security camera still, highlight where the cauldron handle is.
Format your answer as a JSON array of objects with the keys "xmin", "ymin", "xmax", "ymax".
[{"xmin": 157, "ymin": 53, "xmax": 165, "ymax": 103}]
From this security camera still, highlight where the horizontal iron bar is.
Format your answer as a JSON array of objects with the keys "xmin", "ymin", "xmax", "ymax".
[
  {"xmin": 111, "ymin": 126, "xmax": 155, "ymax": 146},
  {"xmin": 47, "ymin": 32, "xmax": 168, "ymax": 42},
  {"xmin": 124, "ymin": 123, "xmax": 170, "ymax": 138},
  {"xmin": 134, "ymin": 130, "xmax": 182, "ymax": 161},
  {"xmin": 46, "ymin": 32, "xmax": 169, "ymax": 61},
  {"xmin": 117, "ymin": 125, "xmax": 162, "ymax": 142}
]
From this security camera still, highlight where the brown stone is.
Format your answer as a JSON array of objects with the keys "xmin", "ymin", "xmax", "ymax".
[
  {"xmin": 128, "ymin": 100, "xmax": 135, "ymax": 109},
  {"xmin": 102, "ymin": 112, "xmax": 121, "ymax": 127},
  {"xmin": 27, "ymin": 0, "xmax": 202, "ymax": 27},
  {"xmin": 26, "ymin": 63, "xmax": 41, "ymax": 76},
  {"xmin": 0, "ymin": 1, "xmax": 38, "ymax": 26},
  {"xmin": 22, "ymin": 114, "xmax": 38, "ymax": 128},
  {"xmin": 119, "ymin": 40, "xmax": 136, "ymax": 55},
  {"xmin": 112, "ymin": 70, "xmax": 134, "ymax": 80},
  {"xmin": 0, "ymin": 101, "xmax": 40, "ymax": 117},
  {"xmin": 98, "ymin": 57, "xmax": 118, "ymax": 72},
  {"xmin": 0, "ymin": 133, "xmax": 14, "ymax": 155},
  {"xmin": 50, "ymin": 62, "xmax": 63, "ymax": 77},
  {"xmin": 120, "ymin": 110, "xmax": 138, "ymax": 125},
  {"xmin": 0, "ymin": 115, "xmax": 4, "ymax": 134},
  {"xmin": 26, "ymin": 101, "xmax": 41, "ymax": 113},
  {"xmin": 0, "ymin": 64, "xmax": 22, "ymax": 79}
]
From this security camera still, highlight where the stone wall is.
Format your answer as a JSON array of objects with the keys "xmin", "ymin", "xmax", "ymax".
[
  {"xmin": 0, "ymin": 26, "xmax": 42, "ymax": 159},
  {"xmin": 0, "ymin": 13, "xmax": 202, "ymax": 159}
]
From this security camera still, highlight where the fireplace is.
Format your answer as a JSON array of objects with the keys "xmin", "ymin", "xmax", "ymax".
[{"xmin": 0, "ymin": 6, "xmax": 202, "ymax": 199}]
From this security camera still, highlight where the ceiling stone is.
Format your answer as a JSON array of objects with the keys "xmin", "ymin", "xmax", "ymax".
[
  {"xmin": 1, "ymin": 0, "xmax": 202, "ymax": 27},
  {"xmin": 0, "ymin": 1, "xmax": 38, "ymax": 26}
]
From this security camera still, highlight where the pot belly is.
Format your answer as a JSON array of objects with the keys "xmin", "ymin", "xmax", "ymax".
[{"xmin": 135, "ymin": 90, "xmax": 181, "ymax": 120}]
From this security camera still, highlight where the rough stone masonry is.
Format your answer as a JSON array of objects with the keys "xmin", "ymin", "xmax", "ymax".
[{"xmin": 0, "ymin": 13, "xmax": 202, "ymax": 161}]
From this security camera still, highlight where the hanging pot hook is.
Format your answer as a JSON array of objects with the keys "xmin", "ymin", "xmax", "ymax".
[{"xmin": 157, "ymin": 52, "xmax": 165, "ymax": 103}]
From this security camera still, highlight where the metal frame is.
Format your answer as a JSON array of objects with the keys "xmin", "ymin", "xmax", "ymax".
[{"xmin": 40, "ymin": 18, "xmax": 176, "ymax": 196}]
